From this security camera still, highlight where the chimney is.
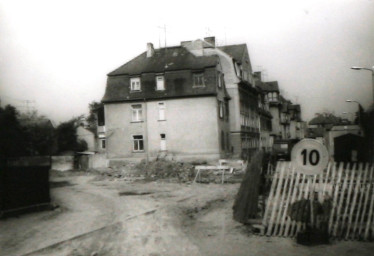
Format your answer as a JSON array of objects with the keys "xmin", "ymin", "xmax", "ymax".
[
  {"xmin": 146, "ymin": 43, "xmax": 154, "ymax": 57},
  {"xmin": 204, "ymin": 36, "xmax": 215, "ymax": 47}
]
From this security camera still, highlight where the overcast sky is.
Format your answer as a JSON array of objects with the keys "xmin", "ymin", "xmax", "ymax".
[{"xmin": 1, "ymin": 0, "xmax": 374, "ymax": 124}]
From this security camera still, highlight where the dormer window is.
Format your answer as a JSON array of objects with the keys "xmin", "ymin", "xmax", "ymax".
[
  {"xmin": 268, "ymin": 92, "xmax": 278, "ymax": 102},
  {"xmin": 193, "ymin": 73, "xmax": 205, "ymax": 87},
  {"xmin": 156, "ymin": 75, "xmax": 165, "ymax": 90},
  {"xmin": 130, "ymin": 77, "xmax": 141, "ymax": 91}
]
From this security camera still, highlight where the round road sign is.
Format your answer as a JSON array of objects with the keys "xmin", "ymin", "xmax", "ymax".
[{"xmin": 291, "ymin": 139, "xmax": 329, "ymax": 175}]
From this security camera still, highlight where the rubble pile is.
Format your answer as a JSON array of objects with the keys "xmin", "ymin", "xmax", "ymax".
[
  {"xmin": 89, "ymin": 164, "xmax": 145, "ymax": 182},
  {"xmin": 136, "ymin": 160, "xmax": 195, "ymax": 183}
]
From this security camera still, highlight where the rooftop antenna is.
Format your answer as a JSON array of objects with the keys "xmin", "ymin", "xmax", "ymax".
[
  {"xmin": 262, "ymin": 70, "xmax": 268, "ymax": 82},
  {"xmin": 205, "ymin": 27, "xmax": 212, "ymax": 37},
  {"xmin": 157, "ymin": 24, "xmax": 167, "ymax": 48}
]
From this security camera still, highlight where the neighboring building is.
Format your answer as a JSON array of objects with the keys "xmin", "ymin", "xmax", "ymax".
[
  {"xmin": 288, "ymin": 104, "xmax": 305, "ymax": 139},
  {"xmin": 96, "ymin": 105, "xmax": 106, "ymax": 153},
  {"xmin": 325, "ymin": 124, "xmax": 363, "ymax": 159},
  {"xmin": 253, "ymin": 72, "xmax": 273, "ymax": 152},
  {"xmin": 194, "ymin": 40, "xmax": 260, "ymax": 159},
  {"xmin": 279, "ymin": 96, "xmax": 291, "ymax": 139},
  {"xmin": 259, "ymin": 81, "xmax": 282, "ymax": 140},
  {"xmin": 102, "ymin": 40, "xmax": 231, "ymax": 163}
]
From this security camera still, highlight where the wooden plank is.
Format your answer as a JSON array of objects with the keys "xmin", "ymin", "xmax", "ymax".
[
  {"xmin": 351, "ymin": 163, "xmax": 369, "ymax": 239},
  {"xmin": 339, "ymin": 163, "xmax": 357, "ymax": 239},
  {"xmin": 359, "ymin": 164, "xmax": 374, "ymax": 239},
  {"xmin": 333, "ymin": 164, "xmax": 349, "ymax": 238},
  {"xmin": 267, "ymin": 162, "xmax": 286, "ymax": 236},
  {"xmin": 328, "ymin": 162, "xmax": 341, "ymax": 234},
  {"xmin": 364, "ymin": 164, "xmax": 374, "ymax": 240},
  {"xmin": 272, "ymin": 166, "xmax": 288, "ymax": 235},
  {"xmin": 262, "ymin": 162, "xmax": 279, "ymax": 228},
  {"xmin": 275, "ymin": 163, "xmax": 293, "ymax": 236},
  {"xmin": 345, "ymin": 163, "xmax": 363, "ymax": 240},
  {"xmin": 310, "ymin": 174, "xmax": 318, "ymax": 227},
  {"xmin": 296, "ymin": 175, "xmax": 310, "ymax": 234},
  {"xmin": 284, "ymin": 170, "xmax": 300, "ymax": 237},
  {"xmin": 322, "ymin": 161, "xmax": 332, "ymax": 197},
  {"xmin": 357, "ymin": 165, "xmax": 374, "ymax": 238},
  {"xmin": 291, "ymin": 173, "xmax": 307, "ymax": 237},
  {"xmin": 279, "ymin": 164, "xmax": 296, "ymax": 236}
]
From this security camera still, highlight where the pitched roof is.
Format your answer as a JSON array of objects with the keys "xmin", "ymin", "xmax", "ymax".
[
  {"xmin": 258, "ymin": 81, "xmax": 280, "ymax": 92},
  {"xmin": 108, "ymin": 46, "xmax": 218, "ymax": 76},
  {"xmin": 218, "ymin": 44, "xmax": 246, "ymax": 63},
  {"xmin": 307, "ymin": 127, "xmax": 325, "ymax": 138}
]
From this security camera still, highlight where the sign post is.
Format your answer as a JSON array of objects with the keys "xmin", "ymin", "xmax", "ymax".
[{"xmin": 291, "ymin": 139, "xmax": 329, "ymax": 227}]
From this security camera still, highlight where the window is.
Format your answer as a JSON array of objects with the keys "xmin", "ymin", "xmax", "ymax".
[
  {"xmin": 131, "ymin": 104, "xmax": 142, "ymax": 122},
  {"xmin": 226, "ymin": 132, "xmax": 230, "ymax": 150},
  {"xmin": 219, "ymin": 101, "xmax": 224, "ymax": 119},
  {"xmin": 158, "ymin": 102, "xmax": 165, "ymax": 120},
  {"xmin": 225, "ymin": 101, "xmax": 229, "ymax": 120},
  {"xmin": 130, "ymin": 77, "xmax": 141, "ymax": 91},
  {"xmin": 193, "ymin": 73, "xmax": 205, "ymax": 87},
  {"xmin": 100, "ymin": 139, "xmax": 106, "ymax": 149},
  {"xmin": 133, "ymin": 135, "xmax": 144, "ymax": 151},
  {"xmin": 156, "ymin": 75, "xmax": 165, "ymax": 90},
  {"xmin": 217, "ymin": 73, "xmax": 222, "ymax": 88},
  {"xmin": 160, "ymin": 134, "xmax": 166, "ymax": 151},
  {"xmin": 221, "ymin": 131, "xmax": 225, "ymax": 150},
  {"xmin": 268, "ymin": 92, "xmax": 278, "ymax": 102}
]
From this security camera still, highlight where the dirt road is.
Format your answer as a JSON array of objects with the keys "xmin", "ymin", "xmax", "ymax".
[{"xmin": 1, "ymin": 172, "xmax": 374, "ymax": 256}]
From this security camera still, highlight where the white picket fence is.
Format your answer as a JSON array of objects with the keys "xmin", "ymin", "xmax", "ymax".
[{"xmin": 262, "ymin": 161, "xmax": 374, "ymax": 240}]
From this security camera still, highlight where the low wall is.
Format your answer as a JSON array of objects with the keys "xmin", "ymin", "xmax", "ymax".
[
  {"xmin": 51, "ymin": 156, "xmax": 74, "ymax": 171},
  {"xmin": 89, "ymin": 153, "xmax": 108, "ymax": 169}
]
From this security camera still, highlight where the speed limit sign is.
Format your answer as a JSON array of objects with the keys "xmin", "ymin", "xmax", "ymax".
[{"xmin": 291, "ymin": 139, "xmax": 329, "ymax": 175}]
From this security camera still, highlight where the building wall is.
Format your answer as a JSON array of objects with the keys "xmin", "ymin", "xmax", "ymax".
[
  {"xmin": 105, "ymin": 96, "xmax": 228, "ymax": 162},
  {"xmin": 270, "ymin": 106, "xmax": 281, "ymax": 138},
  {"xmin": 204, "ymin": 46, "xmax": 259, "ymax": 159}
]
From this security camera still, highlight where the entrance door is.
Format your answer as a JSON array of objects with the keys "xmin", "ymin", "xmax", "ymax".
[{"xmin": 160, "ymin": 134, "xmax": 166, "ymax": 151}]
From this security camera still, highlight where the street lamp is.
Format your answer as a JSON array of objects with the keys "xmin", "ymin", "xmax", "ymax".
[{"xmin": 350, "ymin": 66, "xmax": 374, "ymax": 102}]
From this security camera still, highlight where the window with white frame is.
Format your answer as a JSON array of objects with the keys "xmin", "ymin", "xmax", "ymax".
[
  {"xmin": 217, "ymin": 73, "xmax": 222, "ymax": 88},
  {"xmin": 100, "ymin": 139, "xmax": 106, "ymax": 149},
  {"xmin": 193, "ymin": 73, "xmax": 205, "ymax": 87},
  {"xmin": 131, "ymin": 104, "xmax": 142, "ymax": 122},
  {"xmin": 130, "ymin": 77, "xmax": 141, "ymax": 91},
  {"xmin": 156, "ymin": 75, "xmax": 165, "ymax": 90},
  {"xmin": 268, "ymin": 92, "xmax": 278, "ymax": 102},
  {"xmin": 132, "ymin": 135, "xmax": 144, "ymax": 151},
  {"xmin": 219, "ymin": 101, "xmax": 224, "ymax": 119},
  {"xmin": 158, "ymin": 102, "xmax": 165, "ymax": 120}
]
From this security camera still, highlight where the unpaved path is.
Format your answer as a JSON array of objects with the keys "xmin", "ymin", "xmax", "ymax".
[{"xmin": 1, "ymin": 173, "xmax": 374, "ymax": 256}]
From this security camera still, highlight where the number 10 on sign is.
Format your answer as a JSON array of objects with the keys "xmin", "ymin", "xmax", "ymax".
[{"xmin": 291, "ymin": 139, "xmax": 329, "ymax": 175}]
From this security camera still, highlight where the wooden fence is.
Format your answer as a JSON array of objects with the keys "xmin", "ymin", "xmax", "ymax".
[{"xmin": 262, "ymin": 161, "xmax": 374, "ymax": 240}]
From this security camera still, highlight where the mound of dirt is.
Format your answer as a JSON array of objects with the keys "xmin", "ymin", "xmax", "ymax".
[{"xmin": 136, "ymin": 160, "xmax": 195, "ymax": 183}]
